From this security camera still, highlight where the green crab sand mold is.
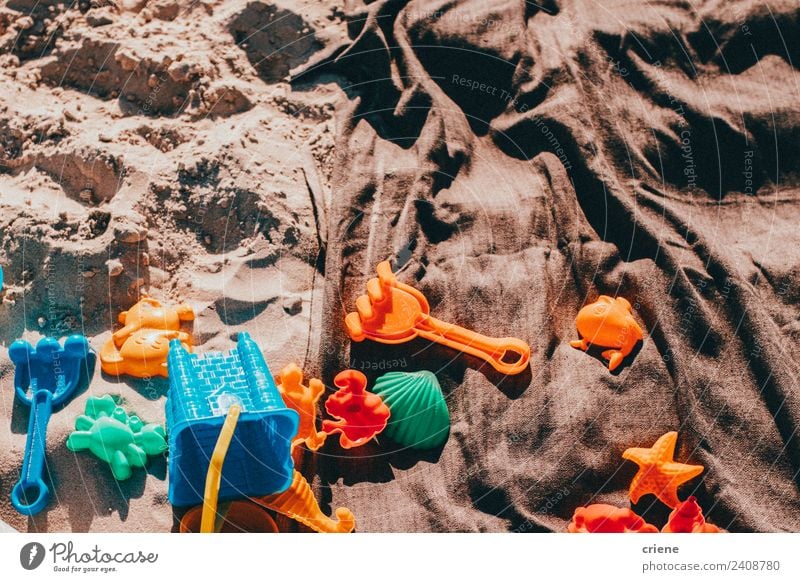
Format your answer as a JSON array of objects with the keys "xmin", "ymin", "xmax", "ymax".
[
  {"xmin": 66, "ymin": 395, "xmax": 167, "ymax": 480},
  {"xmin": 372, "ymin": 371, "xmax": 450, "ymax": 450}
]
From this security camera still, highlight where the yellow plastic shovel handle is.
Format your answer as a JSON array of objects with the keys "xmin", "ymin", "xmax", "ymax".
[{"xmin": 200, "ymin": 404, "xmax": 241, "ymax": 533}]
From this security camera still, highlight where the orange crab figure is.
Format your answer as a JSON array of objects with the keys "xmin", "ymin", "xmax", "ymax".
[
  {"xmin": 277, "ymin": 363, "xmax": 328, "ymax": 453},
  {"xmin": 322, "ymin": 370, "xmax": 390, "ymax": 449},
  {"xmin": 622, "ymin": 431, "xmax": 704, "ymax": 509},
  {"xmin": 100, "ymin": 296, "xmax": 194, "ymax": 378},
  {"xmin": 570, "ymin": 295, "xmax": 643, "ymax": 371},
  {"xmin": 568, "ymin": 504, "xmax": 658, "ymax": 533}
]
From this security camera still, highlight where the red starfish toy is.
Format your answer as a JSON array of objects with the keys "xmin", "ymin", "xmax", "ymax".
[{"xmin": 323, "ymin": 370, "xmax": 390, "ymax": 449}]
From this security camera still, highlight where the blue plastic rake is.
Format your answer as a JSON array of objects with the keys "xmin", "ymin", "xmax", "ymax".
[{"xmin": 9, "ymin": 335, "xmax": 95, "ymax": 515}]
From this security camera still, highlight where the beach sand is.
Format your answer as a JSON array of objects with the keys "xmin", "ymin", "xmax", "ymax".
[{"xmin": 0, "ymin": 0, "xmax": 345, "ymax": 532}]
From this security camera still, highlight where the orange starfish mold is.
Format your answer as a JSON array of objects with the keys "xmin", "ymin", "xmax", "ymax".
[
  {"xmin": 322, "ymin": 370, "xmax": 390, "ymax": 449},
  {"xmin": 100, "ymin": 297, "xmax": 194, "ymax": 378},
  {"xmin": 570, "ymin": 295, "xmax": 643, "ymax": 371},
  {"xmin": 277, "ymin": 363, "xmax": 327, "ymax": 453},
  {"xmin": 345, "ymin": 260, "xmax": 530, "ymax": 375},
  {"xmin": 568, "ymin": 504, "xmax": 658, "ymax": 533},
  {"xmin": 622, "ymin": 431, "xmax": 704, "ymax": 508},
  {"xmin": 662, "ymin": 496, "xmax": 724, "ymax": 533}
]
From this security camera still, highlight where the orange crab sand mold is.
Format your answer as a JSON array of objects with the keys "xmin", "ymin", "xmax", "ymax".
[
  {"xmin": 568, "ymin": 504, "xmax": 658, "ymax": 533},
  {"xmin": 322, "ymin": 369, "xmax": 390, "ymax": 449},
  {"xmin": 100, "ymin": 297, "xmax": 194, "ymax": 378},
  {"xmin": 622, "ymin": 431, "xmax": 704, "ymax": 509}
]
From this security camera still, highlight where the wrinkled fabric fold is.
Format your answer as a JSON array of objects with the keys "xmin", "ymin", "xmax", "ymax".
[{"xmin": 309, "ymin": 0, "xmax": 800, "ymax": 532}]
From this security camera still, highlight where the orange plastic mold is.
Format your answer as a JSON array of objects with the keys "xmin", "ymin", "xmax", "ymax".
[
  {"xmin": 568, "ymin": 504, "xmax": 658, "ymax": 533},
  {"xmin": 570, "ymin": 295, "xmax": 643, "ymax": 371},
  {"xmin": 277, "ymin": 363, "xmax": 327, "ymax": 453},
  {"xmin": 662, "ymin": 496, "xmax": 724, "ymax": 533},
  {"xmin": 322, "ymin": 370, "xmax": 389, "ymax": 449},
  {"xmin": 256, "ymin": 470, "xmax": 355, "ymax": 533},
  {"xmin": 100, "ymin": 297, "xmax": 194, "ymax": 378},
  {"xmin": 179, "ymin": 501, "xmax": 279, "ymax": 533},
  {"xmin": 622, "ymin": 431, "xmax": 704, "ymax": 509},
  {"xmin": 344, "ymin": 261, "xmax": 530, "ymax": 375}
]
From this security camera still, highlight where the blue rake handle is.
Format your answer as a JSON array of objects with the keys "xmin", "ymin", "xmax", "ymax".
[
  {"xmin": 11, "ymin": 390, "xmax": 53, "ymax": 515},
  {"xmin": 9, "ymin": 336, "xmax": 94, "ymax": 515}
]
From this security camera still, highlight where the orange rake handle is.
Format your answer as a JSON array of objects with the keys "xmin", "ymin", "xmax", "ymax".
[{"xmin": 417, "ymin": 316, "xmax": 530, "ymax": 375}]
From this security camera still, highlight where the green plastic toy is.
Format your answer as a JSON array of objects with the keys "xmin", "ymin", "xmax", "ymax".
[
  {"xmin": 66, "ymin": 395, "xmax": 167, "ymax": 480},
  {"xmin": 371, "ymin": 371, "xmax": 450, "ymax": 450}
]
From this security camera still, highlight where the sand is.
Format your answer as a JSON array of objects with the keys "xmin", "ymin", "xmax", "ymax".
[{"xmin": 0, "ymin": 0, "xmax": 346, "ymax": 532}]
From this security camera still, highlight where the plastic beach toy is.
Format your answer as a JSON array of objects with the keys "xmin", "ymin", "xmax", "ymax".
[
  {"xmin": 622, "ymin": 431, "xmax": 704, "ymax": 508},
  {"xmin": 199, "ymin": 404, "xmax": 240, "ymax": 533},
  {"xmin": 256, "ymin": 470, "xmax": 355, "ymax": 533},
  {"xmin": 66, "ymin": 395, "xmax": 167, "ymax": 480},
  {"xmin": 567, "ymin": 504, "xmax": 658, "ymax": 533},
  {"xmin": 179, "ymin": 500, "xmax": 279, "ymax": 533},
  {"xmin": 166, "ymin": 332, "xmax": 299, "ymax": 506},
  {"xmin": 344, "ymin": 261, "xmax": 530, "ymax": 375},
  {"xmin": 570, "ymin": 295, "xmax": 643, "ymax": 371},
  {"xmin": 100, "ymin": 297, "xmax": 194, "ymax": 378},
  {"xmin": 322, "ymin": 370, "xmax": 390, "ymax": 449},
  {"xmin": 9, "ymin": 335, "xmax": 95, "ymax": 515},
  {"xmin": 178, "ymin": 404, "xmax": 280, "ymax": 535},
  {"xmin": 276, "ymin": 363, "xmax": 327, "ymax": 453},
  {"xmin": 372, "ymin": 371, "xmax": 450, "ymax": 449},
  {"xmin": 662, "ymin": 496, "xmax": 724, "ymax": 533}
]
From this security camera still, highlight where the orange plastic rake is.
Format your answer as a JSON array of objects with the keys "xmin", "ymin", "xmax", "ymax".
[{"xmin": 345, "ymin": 261, "xmax": 531, "ymax": 375}]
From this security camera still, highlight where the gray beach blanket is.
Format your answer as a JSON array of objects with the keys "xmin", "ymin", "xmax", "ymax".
[{"xmin": 307, "ymin": 0, "xmax": 800, "ymax": 532}]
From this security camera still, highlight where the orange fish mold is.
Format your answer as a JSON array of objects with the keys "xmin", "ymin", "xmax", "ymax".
[{"xmin": 570, "ymin": 295, "xmax": 643, "ymax": 371}]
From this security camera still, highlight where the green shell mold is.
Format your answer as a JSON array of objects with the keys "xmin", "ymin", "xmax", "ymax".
[{"xmin": 371, "ymin": 371, "xmax": 450, "ymax": 449}]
